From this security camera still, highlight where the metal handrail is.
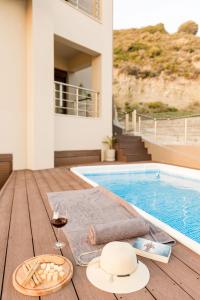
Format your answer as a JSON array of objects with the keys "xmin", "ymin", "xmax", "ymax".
[
  {"xmin": 137, "ymin": 112, "xmax": 200, "ymax": 121},
  {"xmin": 54, "ymin": 81, "xmax": 99, "ymax": 93},
  {"xmin": 113, "ymin": 106, "xmax": 200, "ymax": 145},
  {"xmin": 54, "ymin": 81, "xmax": 99, "ymax": 118}
]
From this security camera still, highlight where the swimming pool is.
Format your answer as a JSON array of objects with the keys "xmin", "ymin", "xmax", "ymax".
[{"xmin": 71, "ymin": 163, "xmax": 200, "ymax": 254}]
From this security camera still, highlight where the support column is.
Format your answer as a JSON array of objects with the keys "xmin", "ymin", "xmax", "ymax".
[{"xmin": 26, "ymin": 0, "xmax": 54, "ymax": 170}]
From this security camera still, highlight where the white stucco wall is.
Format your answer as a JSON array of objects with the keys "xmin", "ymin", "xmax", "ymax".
[
  {"xmin": 0, "ymin": 0, "xmax": 27, "ymax": 169},
  {"xmin": 54, "ymin": 0, "xmax": 113, "ymax": 151},
  {"xmin": 68, "ymin": 67, "xmax": 92, "ymax": 89},
  {"xmin": 55, "ymin": 114, "xmax": 106, "ymax": 150},
  {"xmin": 0, "ymin": 0, "xmax": 113, "ymax": 170},
  {"xmin": 26, "ymin": 0, "xmax": 55, "ymax": 170},
  {"xmin": 29, "ymin": 0, "xmax": 113, "ymax": 163}
]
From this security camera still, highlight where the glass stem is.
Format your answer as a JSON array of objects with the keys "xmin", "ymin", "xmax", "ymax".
[{"xmin": 57, "ymin": 227, "xmax": 60, "ymax": 243}]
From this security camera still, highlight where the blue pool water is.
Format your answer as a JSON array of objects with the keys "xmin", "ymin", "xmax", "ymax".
[{"xmin": 84, "ymin": 170, "xmax": 200, "ymax": 243}]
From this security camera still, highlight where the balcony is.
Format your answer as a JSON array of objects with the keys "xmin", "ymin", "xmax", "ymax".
[
  {"xmin": 65, "ymin": 0, "xmax": 101, "ymax": 20},
  {"xmin": 54, "ymin": 81, "xmax": 99, "ymax": 118}
]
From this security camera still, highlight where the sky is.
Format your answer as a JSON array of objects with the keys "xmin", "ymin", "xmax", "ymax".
[{"xmin": 113, "ymin": 0, "xmax": 200, "ymax": 34}]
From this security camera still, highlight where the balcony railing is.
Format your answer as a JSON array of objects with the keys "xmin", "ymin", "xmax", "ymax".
[
  {"xmin": 65, "ymin": 0, "xmax": 101, "ymax": 20},
  {"xmin": 54, "ymin": 81, "xmax": 99, "ymax": 118}
]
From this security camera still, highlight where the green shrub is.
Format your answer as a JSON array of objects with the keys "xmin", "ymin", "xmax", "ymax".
[
  {"xmin": 128, "ymin": 42, "xmax": 148, "ymax": 52},
  {"xmin": 124, "ymin": 101, "xmax": 134, "ymax": 113},
  {"xmin": 186, "ymin": 101, "xmax": 200, "ymax": 112},
  {"xmin": 149, "ymin": 47, "xmax": 162, "ymax": 58},
  {"xmin": 146, "ymin": 102, "xmax": 178, "ymax": 113},
  {"xmin": 178, "ymin": 21, "xmax": 198, "ymax": 35},
  {"xmin": 122, "ymin": 65, "xmax": 158, "ymax": 79},
  {"xmin": 140, "ymin": 23, "xmax": 167, "ymax": 34}
]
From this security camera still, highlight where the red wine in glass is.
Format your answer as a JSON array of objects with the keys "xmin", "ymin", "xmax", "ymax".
[
  {"xmin": 51, "ymin": 218, "xmax": 68, "ymax": 228},
  {"xmin": 51, "ymin": 208, "xmax": 67, "ymax": 250}
]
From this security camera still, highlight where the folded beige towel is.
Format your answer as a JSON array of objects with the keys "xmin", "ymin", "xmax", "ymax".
[{"xmin": 88, "ymin": 218, "xmax": 150, "ymax": 245}]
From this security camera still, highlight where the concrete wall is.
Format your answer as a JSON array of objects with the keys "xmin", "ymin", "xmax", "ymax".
[
  {"xmin": 145, "ymin": 141, "xmax": 200, "ymax": 169},
  {"xmin": 0, "ymin": 0, "xmax": 27, "ymax": 170}
]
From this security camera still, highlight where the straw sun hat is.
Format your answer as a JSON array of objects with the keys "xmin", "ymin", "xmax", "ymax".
[{"xmin": 86, "ymin": 241, "xmax": 150, "ymax": 294}]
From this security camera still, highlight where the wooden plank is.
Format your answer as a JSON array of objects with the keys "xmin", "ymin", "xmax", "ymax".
[
  {"xmin": 33, "ymin": 169, "xmax": 117, "ymax": 300},
  {"xmin": 48, "ymin": 169, "xmax": 77, "ymax": 190},
  {"xmin": 0, "ymin": 154, "xmax": 12, "ymax": 161},
  {"xmin": 25, "ymin": 170, "xmax": 78, "ymax": 300},
  {"xmin": 57, "ymin": 168, "xmax": 91, "ymax": 189},
  {"xmin": 50, "ymin": 168, "xmax": 90, "ymax": 190},
  {"xmin": 0, "ymin": 173, "xmax": 16, "ymax": 295},
  {"xmin": 0, "ymin": 154, "xmax": 12, "ymax": 189},
  {"xmin": 55, "ymin": 150, "xmax": 101, "ymax": 158},
  {"xmin": 55, "ymin": 150, "xmax": 101, "ymax": 167},
  {"xmin": 55, "ymin": 156, "xmax": 100, "ymax": 167},
  {"xmin": 154, "ymin": 254, "xmax": 200, "ymax": 299},
  {"xmin": 1, "ymin": 171, "xmax": 38, "ymax": 300},
  {"xmin": 142, "ymin": 259, "xmax": 192, "ymax": 300},
  {"xmin": 116, "ymin": 290, "xmax": 155, "ymax": 300},
  {"xmin": 172, "ymin": 243, "xmax": 200, "ymax": 275}
]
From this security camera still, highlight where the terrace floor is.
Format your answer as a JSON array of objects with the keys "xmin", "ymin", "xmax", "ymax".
[{"xmin": 0, "ymin": 166, "xmax": 200, "ymax": 300}]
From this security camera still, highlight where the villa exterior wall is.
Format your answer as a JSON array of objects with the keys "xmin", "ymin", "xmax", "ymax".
[
  {"xmin": 0, "ymin": 0, "xmax": 27, "ymax": 170},
  {"xmin": 0, "ymin": 0, "xmax": 113, "ymax": 170},
  {"xmin": 53, "ymin": 0, "xmax": 113, "ymax": 153}
]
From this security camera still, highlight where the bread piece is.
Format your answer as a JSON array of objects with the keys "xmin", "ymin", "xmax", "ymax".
[
  {"xmin": 57, "ymin": 266, "xmax": 63, "ymax": 272},
  {"xmin": 50, "ymin": 263, "xmax": 55, "ymax": 269},
  {"xmin": 52, "ymin": 272, "xmax": 58, "ymax": 281},
  {"xmin": 40, "ymin": 263, "xmax": 46, "ymax": 270},
  {"xmin": 59, "ymin": 271, "xmax": 65, "ymax": 278},
  {"xmin": 47, "ymin": 273, "xmax": 52, "ymax": 282},
  {"xmin": 46, "ymin": 264, "xmax": 51, "ymax": 272},
  {"xmin": 41, "ymin": 273, "xmax": 46, "ymax": 280}
]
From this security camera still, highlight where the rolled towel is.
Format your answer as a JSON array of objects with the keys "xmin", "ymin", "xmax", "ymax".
[{"xmin": 88, "ymin": 218, "xmax": 149, "ymax": 245}]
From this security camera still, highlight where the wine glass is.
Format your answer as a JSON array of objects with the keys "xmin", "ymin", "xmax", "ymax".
[{"xmin": 51, "ymin": 202, "xmax": 68, "ymax": 250}]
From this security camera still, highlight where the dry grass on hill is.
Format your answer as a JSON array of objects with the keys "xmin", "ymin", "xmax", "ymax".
[{"xmin": 114, "ymin": 23, "xmax": 200, "ymax": 80}]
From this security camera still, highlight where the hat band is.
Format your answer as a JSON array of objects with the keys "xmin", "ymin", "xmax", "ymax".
[
  {"xmin": 117, "ymin": 274, "xmax": 131, "ymax": 277},
  {"xmin": 100, "ymin": 262, "xmax": 139, "ymax": 282}
]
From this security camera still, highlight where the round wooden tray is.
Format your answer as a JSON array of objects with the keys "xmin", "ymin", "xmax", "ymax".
[{"xmin": 12, "ymin": 254, "xmax": 73, "ymax": 297}]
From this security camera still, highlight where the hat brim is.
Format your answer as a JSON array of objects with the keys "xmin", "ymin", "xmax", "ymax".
[{"xmin": 86, "ymin": 257, "xmax": 150, "ymax": 294}]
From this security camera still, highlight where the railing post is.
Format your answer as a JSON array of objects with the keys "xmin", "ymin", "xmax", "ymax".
[
  {"xmin": 138, "ymin": 116, "xmax": 141, "ymax": 134},
  {"xmin": 59, "ymin": 83, "xmax": 63, "ymax": 108},
  {"xmin": 132, "ymin": 110, "xmax": 137, "ymax": 132},
  {"xmin": 76, "ymin": 0, "xmax": 79, "ymax": 9},
  {"xmin": 76, "ymin": 88, "xmax": 79, "ymax": 116},
  {"xmin": 92, "ymin": 0, "xmax": 98, "ymax": 18},
  {"xmin": 184, "ymin": 118, "xmax": 187, "ymax": 144},
  {"xmin": 154, "ymin": 119, "xmax": 157, "ymax": 141},
  {"xmin": 94, "ymin": 93, "xmax": 98, "ymax": 117},
  {"xmin": 125, "ymin": 113, "xmax": 129, "ymax": 132},
  {"xmin": 85, "ymin": 101, "xmax": 87, "ymax": 117},
  {"xmin": 114, "ymin": 106, "xmax": 118, "ymax": 122}
]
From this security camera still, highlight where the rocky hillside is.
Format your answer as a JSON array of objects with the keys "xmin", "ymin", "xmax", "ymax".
[{"xmin": 113, "ymin": 22, "xmax": 200, "ymax": 115}]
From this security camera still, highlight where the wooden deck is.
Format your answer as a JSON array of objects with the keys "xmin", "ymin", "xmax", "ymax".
[{"xmin": 0, "ymin": 167, "xmax": 200, "ymax": 300}]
